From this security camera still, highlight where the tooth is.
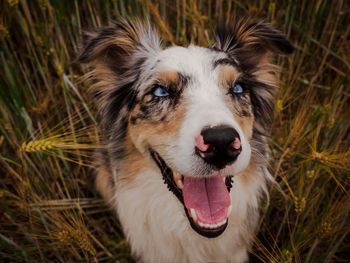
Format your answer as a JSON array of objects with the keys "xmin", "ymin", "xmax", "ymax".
[
  {"xmin": 227, "ymin": 205, "xmax": 232, "ymax": 216},
  {"xmin": 177, "ymin": 179, "xmax": 184, "ymax": 189},
  {"xmin": 222, "ymin": 176, "xmax": 226, "ymax": 183},
  {"xmin": 190, "ymin": 208, "xmax": 197, "ymax": 222},
  {"xmin": 173, "ymin": 171, "xmax": 182, "ymax": 179},
  {"xmin": 198, "ymin": 221, "xmax": 204, "ymax": 227}
]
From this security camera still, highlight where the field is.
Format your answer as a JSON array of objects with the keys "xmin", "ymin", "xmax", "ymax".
[{"xmin": 0, "ymin": 0, "xmax": 349, "ymax": 262}]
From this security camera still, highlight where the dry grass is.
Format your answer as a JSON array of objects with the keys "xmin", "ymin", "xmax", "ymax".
[{"xmin": 0, "ymin": 0, "xmax": 349, "ymax": 262}]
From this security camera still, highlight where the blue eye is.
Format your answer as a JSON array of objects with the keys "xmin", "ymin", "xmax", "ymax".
[
  {"xmin": 231, "ymin": 83, "xmax": 244, "ymax": 94},
  {"xmin": 153, "ymin": 85, "xmax": 169, "ymax": 97}
]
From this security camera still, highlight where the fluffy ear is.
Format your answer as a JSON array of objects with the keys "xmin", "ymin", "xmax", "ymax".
[
  {"xmin": 79, "ymin": 19, "xmax": 161, "ymax": 75},
  {"xmin": 78, "ymin": 19, "xmax": 161, "ymax": 152},
  {"xmin": 213, "ymin": 18, "xmax": 294, "ymax": 70}
]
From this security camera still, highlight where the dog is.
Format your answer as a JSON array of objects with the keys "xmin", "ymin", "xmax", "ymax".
[{"xmin": 79, "ymin": 18, "xmax": 293, "ymax": 263}]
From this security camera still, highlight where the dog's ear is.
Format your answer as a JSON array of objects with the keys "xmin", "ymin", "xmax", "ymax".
[
  {"xmin": 78, "ymin": 19, "xmax": 161, "ymax": 75},
  {"xmin": 78, "ymin": 20, "xmax": 161, "ymax": 138},
  {"xmin": 213, "ymin": 18, "xmax": 294, "ymax": 70}
]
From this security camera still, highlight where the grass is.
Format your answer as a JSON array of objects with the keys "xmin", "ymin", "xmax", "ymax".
[{"xmin": 0, "ymin": 0, "xmax": 349, "ymax": 262}]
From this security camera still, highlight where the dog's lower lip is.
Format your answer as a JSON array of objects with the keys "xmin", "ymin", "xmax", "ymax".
[{"xmin": 149, "ymin": 149, "xmax": 233, "ymax": 238}]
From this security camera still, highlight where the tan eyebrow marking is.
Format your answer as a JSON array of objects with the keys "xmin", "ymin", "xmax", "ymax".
[
  {"xmin": 218, "ymin": 64, "xmax": 241, "ymax": 87},
  {"xmin": 155, "ymin": 71, "xmax": 179, "ymax": 84}
]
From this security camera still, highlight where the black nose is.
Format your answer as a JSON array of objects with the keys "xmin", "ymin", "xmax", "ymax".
[{"xmin": 196, "ymin": 126, "xmax": 241, "ymax": 169}]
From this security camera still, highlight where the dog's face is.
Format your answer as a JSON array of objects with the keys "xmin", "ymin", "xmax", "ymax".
[
  {"xmin": 79, "ymin": 19, "xmax": 293, "ymax": 238},
  {"xmin": 129, "ymin": 46, "xmax": 253, "ymax": 175}
]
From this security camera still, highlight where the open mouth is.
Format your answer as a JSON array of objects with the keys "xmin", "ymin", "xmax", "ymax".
[{"xmin": 150, "ymin": 150, "xmax": 233, "ymax": 238}]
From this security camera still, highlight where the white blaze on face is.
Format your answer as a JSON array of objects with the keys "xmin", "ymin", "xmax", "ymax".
[{"xmin": 146, "ymin": 45, "xmax": 251, "ymax": 177}]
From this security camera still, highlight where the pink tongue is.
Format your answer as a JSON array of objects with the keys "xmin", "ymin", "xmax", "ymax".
[{"xmin": 183, "ymin": 175, "xmax": 231, "ymax": 225}]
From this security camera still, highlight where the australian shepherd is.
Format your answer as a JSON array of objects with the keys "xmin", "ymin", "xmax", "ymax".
[{"xmin": 79, "ymin": 18, "xmax": 293, "ymax": 263}]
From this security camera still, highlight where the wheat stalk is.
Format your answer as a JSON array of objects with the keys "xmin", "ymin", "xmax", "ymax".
[
  {"xmin": 54, "ymin": 229, "xmax": 74, "ymax": 245},
  {"xmin": 21, "ymin": 138, "xmax": 100, "ymax": 153},
  {"xmin": 21, "ymin": 139, "xmax": 59, "ymax": 152},
  {"xmin": 294, "ymin": 196, "xmax": 306, "ymax": 213},
  {"xmin": 53, "ymin": 228, "xmax": 96, "ymax": 254}
]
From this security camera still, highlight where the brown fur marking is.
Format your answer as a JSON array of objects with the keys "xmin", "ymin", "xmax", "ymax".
[
  {"xmin": 218, "ymin": 64, "xmax": 241, "ymax": 86},
  {"xmin": 127, "ymin": 102, "xmax": 187, "ymax": 180},
  {"xmin": 95, "ymin": 165, "xmax": 115, "ymax": 202}
]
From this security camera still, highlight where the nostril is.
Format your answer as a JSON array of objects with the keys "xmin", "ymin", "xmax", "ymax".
[
  {"xmin": 206, "ymin": 145, "xmax": 215, "ymax": 152},
  {"xmin": 228, "ymin": 138, "xmax": 241, "ymax": 157},
  {"xmin": 195, "ymin": 134, "xmax": 210, "ymax": 152},
  {"xmin": 230, "ymin": 138, "xmax": 241, "ymax": 150},
  {"xmin": 196, "ymin": 146, "xmax": 216, "ymax": 159}
]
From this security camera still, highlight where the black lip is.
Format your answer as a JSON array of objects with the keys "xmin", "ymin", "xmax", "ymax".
[{"xmin": 150, "ymin": 149, "xmax": 233, "ymax": 238}]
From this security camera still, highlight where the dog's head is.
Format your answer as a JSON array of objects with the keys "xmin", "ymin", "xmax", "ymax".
[{"xmin": 79, "ymin": 19, "xmax": 293, "ymax": 238}]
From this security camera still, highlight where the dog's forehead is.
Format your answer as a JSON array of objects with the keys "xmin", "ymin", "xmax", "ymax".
[{"xmin": 152, "ymin": 45, "xmax": 228, "ymax": 77}]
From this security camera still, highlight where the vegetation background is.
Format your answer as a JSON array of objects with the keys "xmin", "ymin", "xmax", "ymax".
[{"xmin": 0, "ymin": 0, "xmax": 349, "ymax": 262}]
